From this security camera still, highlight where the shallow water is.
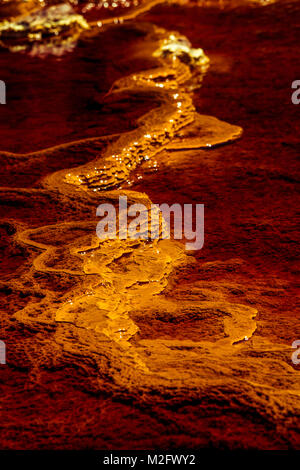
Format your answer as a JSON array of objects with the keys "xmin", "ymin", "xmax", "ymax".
[{"xmin": 0, "ymin": 0, "xmax": 299, "ymax": 450}]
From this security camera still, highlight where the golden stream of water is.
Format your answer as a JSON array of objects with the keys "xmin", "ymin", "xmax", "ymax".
[{"xmin": 0, "ymin": 1, "xmax": 266, "ymax": 395}]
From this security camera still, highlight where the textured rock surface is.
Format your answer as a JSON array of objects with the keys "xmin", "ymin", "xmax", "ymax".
[{"xmin": 0, "ymin": 0, "xmax": 299, "ymax": 450}]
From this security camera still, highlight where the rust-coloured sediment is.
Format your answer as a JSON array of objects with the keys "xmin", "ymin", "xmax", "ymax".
[{"xmin": 0, "ymin": 0, "xmax": 299, "ymax": 450}]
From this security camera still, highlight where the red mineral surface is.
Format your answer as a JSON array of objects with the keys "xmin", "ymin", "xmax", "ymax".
[{"xmin": 0, "ymin": 0, "xmax": 299, "ymax": 450}]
